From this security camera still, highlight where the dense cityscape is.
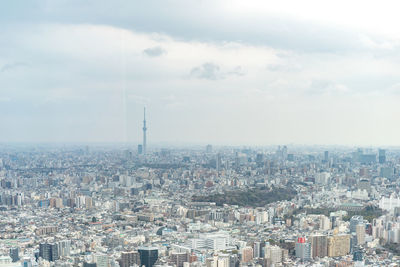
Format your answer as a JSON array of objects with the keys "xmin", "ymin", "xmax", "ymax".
[
  {"xmin": 0, "ymin": 110, "xmax": 400, "ymax": 267},
  {"xmin": 4, "ymin": 1, "xmax": 400, "ymax": 266}
]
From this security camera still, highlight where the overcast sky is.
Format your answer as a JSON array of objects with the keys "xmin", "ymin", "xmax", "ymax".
[{"xmin": 2, "ymin": 0, "xmax": 400, "ymax": 146}]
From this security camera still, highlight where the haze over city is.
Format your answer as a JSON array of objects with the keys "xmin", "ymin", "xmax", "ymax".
[
  {"xmin": 4, "ymin": 2, "xmax": 400, "ymax": 267},
  {"xmin": 2, "ymin": 1, "xmax": 400, "ymax": 145}
]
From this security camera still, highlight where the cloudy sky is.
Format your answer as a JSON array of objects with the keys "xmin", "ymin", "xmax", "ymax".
[{"xmin": 2, "ymin": 0, "xmax": 400, "ymax": 146}]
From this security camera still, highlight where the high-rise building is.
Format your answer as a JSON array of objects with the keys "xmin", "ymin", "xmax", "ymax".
[
  {"xmin": 9, "ymin": 247, "xmax": 19, "ymax": 262},
  {"xmin": 324, "ymin": 151, "xmax": 329, "ymax": 162},
  {"xmin": 206, "ymin": 144, "xmax": 212, "ymax": 153},
  {"xmin": 253, "ymin": 241, "xmax": 261, "ymax": 258},
  {"xmin": 380, "ymin": 167, "xmax": 394, "ymax": 179},
  {"xmin": 229, "ymin": 254, "xmax": 239, "ymax": 267},
  {"xmin": 240, "ymin": 247, "xmax": 253, "ymax": 263},
  {"xmin": 58, "ymin": 240, "xmax": 71, "ymax": 257},
  {"xmin": 39, "ymin": 243, "xmax": 59, "ymax": 262},
  {"xmin": 359, "ymin": 153, "xmax": 377, "ymax": 164},
  {"xmin": 120, "ymin": 251, "xmax": 140, "ymax": 267},
  {"xmin": 379, "ymin": 149, "xmax": 386, "ymax": 164},
  {"xmin": 356, "ymin": 224, "xmax": 365, "ymax": 245},
  {"xmin": 143, "ymin": 107, "xmax": 147, "ymax": 155},
  {"xmin": 353, "ymin": 248, "xmax": 363, "ymax": 261},
  {"xmin": 295, "ymin": 237, "xmax": 311, "ymax": 261},
  {"xmin": 265, "ymin": 245, "xmax": 282, "ymax": 265},
  {"xmin": 138, "ymin": 144, "xmax": 143, "ymax": 154},
  {"xmin": 282, "ymin": 145, "xmax": 288, "ymax": 159},
  {"xmin": 350, "ymin": 216, "xmax": 364, "ymax": 233},
  {"xmin": 216, "ymin": 153, "xmax": 222, "ymax": 173},
  {"xmin": 310, "ymin": 234, "xmax": 327, "ymax": 258},
  {"xmin": 170, "ymin": 251, "xmax": 189, "ymax": 267},
  {"xmin": 256, "ymin": 154, "xmax": 264, "ymax": 167},
  {"xmin": 327, "ymin": 234, "xmax": 350, "ymax": 257},
  {"xmin": 138, "ymin": 247, "xmax": 158, "ymax": 267}
]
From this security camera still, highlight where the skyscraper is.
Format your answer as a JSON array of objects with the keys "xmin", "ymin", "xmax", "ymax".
[
  {"xmin": 9, "ymin": 247, "xmax": 19, "ymax": 262},
  {"xmin": 143, "ymin": 107, "xmax": 147, "ymax": 155},
  {"xmin": 324, "ymin": 151, "xmax": 329, "ymax": 162},
  {"xmin": 216, "ymin": 153, "xmax": 222, "ymax": 173},
  {"xmin": 138, "ymin": 247, "xmax": 158, "ymax": 267},
  {"xmin": 310, "ymin": 234, "xmax": 327, "ymax": 258},
  {"xmin": 350, "ymin": 216, "xmax": 364, "ymax": 233},
  {"xmin": 138, "ymin": 144, "xmax": 143, "ymax": 154},
  {"xmin": 379, "ymin": 149, "xmax": 386, "ymax": 164},
  {"xmin": 39, "ymin": 243, "xmax": 59, "ymax": 262}
]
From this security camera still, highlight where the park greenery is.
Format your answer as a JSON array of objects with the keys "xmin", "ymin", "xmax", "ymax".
[{"xmin": 192, "ymin": 186, "xmax": 297, "ymax": 207}]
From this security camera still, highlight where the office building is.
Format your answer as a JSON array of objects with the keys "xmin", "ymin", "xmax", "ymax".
[
  {"xmin": 350, "ymin": 216, "xmax": 364, "ymax": 233},
  {"xmin": 241, "ymin": 247, "xmax": 253, "ymax": 263},
  {"xmin": 58, "ymin": 240, "xmax": 71, "ymax": 257},
  {"xmin": 356, "ymin": 224, "xmax": 365, "ymax": 245},
  {"xmin": 138, "ymin": 247, "xmax": 158, "ymax": 267},
  {"xmin": 121, "ymin": 251, "xmax": 140, "ymax": 267},
  {"xmin": 379, "ymin": 149, "xmax": 386, "ymax": 164},
  {"xmin": 253, "ymin": 241, "xmax": 261, "ymax": 258},
  {"xmin": 138, "ymin": 144, "xmax": 143, "ymax": 154},
  {"xmin": 265, "ymin": 245, "xmax": 282, "ymax": 265},
  {"xmin": 380, "ymin": 167, "xmax": 394, "ymax": 179},
  {"xmin": 39, "ymin": 243, "xmax": 59, "ymax": 262},
  {"xmin": 310, "ymin": 234, "xmax": 327, "ymax": 258},
  {"xmin": 327, "ymin": 235, "xmax": 351, "ymax": 257},
  {"xmin": 216, "ymin": 153, "xmax": 222, "ymax": 173},
  {"xmin": 359, "ymin": 154, "xmax": 376, "ymax": 164},
  {"xmin": 170, "ymin": 251, "xmax": 189, "ymax": 267},
  {"xmin": 295, "ymin": 237, "xmax": 311, "ymax": 261},
  {"xmin": 324, "ymin": 151, "xmax": 329, "ymax": 162},
  {"xmin": 9, "ymin": 247, "xmax": 19, "ymax": 262}
]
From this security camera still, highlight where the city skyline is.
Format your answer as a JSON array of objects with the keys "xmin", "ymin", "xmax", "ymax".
[{"xmin": 4, "ymin": 2, "xmax": 400, "ymax": 265}]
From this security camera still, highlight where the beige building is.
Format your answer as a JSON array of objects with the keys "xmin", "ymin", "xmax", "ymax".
[
  {"xmin": 327, "ymin": 234, "xmax": 351, "ymax": 257},
  {"xmin": 356, "ymin": 224, "xmax": 366, "ymax": 245},
  {"xmin": 265, "ymin": 245, "xmax": 282, "ymax": 265},
  {"xmin": 241, "ymin": 246, "xmax": 253, "ymax": 263}
]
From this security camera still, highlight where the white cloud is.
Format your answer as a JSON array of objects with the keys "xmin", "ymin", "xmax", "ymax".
[{"xmin": 2, "ymin": 4, "xmax": 400, "ymax": 144}]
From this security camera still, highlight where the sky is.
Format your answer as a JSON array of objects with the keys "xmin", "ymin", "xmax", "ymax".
[{"xmin": 2, "ymin": 0, "xmax": 400, "ymax": 146}]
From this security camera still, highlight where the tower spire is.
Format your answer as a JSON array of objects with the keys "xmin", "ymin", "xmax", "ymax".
[{"xmin": 143, "ymin": 107, "xmax": 147, "ymax": 155}]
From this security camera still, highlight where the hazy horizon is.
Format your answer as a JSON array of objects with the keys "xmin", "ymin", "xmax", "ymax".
[{"xmin": 2, "ymin": 1, "xmax": 400, "ymax": 145}]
